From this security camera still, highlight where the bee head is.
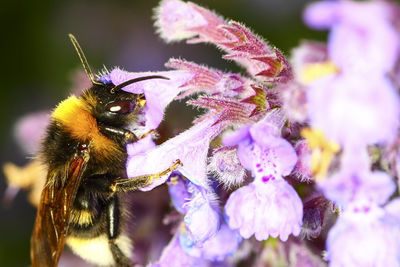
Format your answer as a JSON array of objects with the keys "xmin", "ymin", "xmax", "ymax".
[
  {"xmin": 67, "ymin": 34, "xmax": 168, "ymax": 127},
  {"xmin": 83, "ymin": 75, "xmax": 168, "ymax": 127}
]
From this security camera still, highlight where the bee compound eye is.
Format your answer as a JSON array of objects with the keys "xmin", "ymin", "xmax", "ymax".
[{"xmin": 106, "ymin": 100, "xmax": 135, "ymax": 114}]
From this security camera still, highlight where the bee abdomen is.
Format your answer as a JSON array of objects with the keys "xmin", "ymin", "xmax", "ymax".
[{"xmin": 66, "ymin": 234, "xmax": 132, "ymax": 266}]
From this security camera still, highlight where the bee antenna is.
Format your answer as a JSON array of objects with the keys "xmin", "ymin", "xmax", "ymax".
[
  {"xmin": 112, "ymin": 75, "xmax": 170, "ymax": 92},
  {"xmin": 68, "ymin": 34, "xmax": 102, "ymax": 85}
]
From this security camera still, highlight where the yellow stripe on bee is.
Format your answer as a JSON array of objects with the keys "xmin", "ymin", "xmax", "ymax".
[
  {"xmin": 51, "ymin": 96, "xmax": 120, "ymax": 159},
  {"xmin": 66, "ymin": 234, "xmax": 132, "ymax": 266}
]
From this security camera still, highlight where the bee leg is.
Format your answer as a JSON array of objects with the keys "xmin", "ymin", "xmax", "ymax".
[
  {"xmin": 110, "ymin": 160, "xmax": 182, "ymax": 192},
  {"xmin": 137, "ymin": 129, "xmax": 156, "ymax": 140},
  {"xmin": 98, "ymin": 124, "xmax": 138, "ymax": 144},
  {"xmin": 106, "ymin": 196, "xmax": 132, "ymax": 267}
]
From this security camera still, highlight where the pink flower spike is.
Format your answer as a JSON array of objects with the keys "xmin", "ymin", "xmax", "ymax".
[
  {"xmin": 218, "ymin": 22, "xmax": 271, "ymax": 55},
  {"xmin": 155, "ymin": 0, "xmax": 292, "ymax": 83},
  {"xmin": 105, "ymin": 68, "xmax": 193, "ymax": 131},
  {"xmin": 166, "ymin": 58, "xmax": 251, "ymax": 99},
  {"xmin": 189, "ymin": 96, "xmax": 256, "ymax": 126},
  {"xmin": 154, "ymin": 0, "xmax": 211, "ymax": 43},
  {"xmin": 220, "ymin": 23, "xmax": 291, "ymax": 82},
  {"xmin": 184, "ymin": 2, "xmax": 228, "ymax": 44}
]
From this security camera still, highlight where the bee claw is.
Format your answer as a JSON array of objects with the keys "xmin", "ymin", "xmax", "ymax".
[
  {"xmin": 139, "ymin": 129, "xmax": 156, "ymax": 140},
  {"xmin": 124, "ymin": 131, "xmax": 137, "ymax": 143},
  {"xmin": 173, "ymin": 159, "xmax": 182, "ymax": 168}
]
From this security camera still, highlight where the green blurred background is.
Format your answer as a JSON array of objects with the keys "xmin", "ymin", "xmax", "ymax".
[{"xmin": 0, "ymin": 0, "xmax": 326, "ymax": 265}]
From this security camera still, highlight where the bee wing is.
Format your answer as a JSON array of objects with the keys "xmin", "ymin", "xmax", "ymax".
[{"xmin": 30, "ymin": 153, "xmax": 89, "ymax": 267}]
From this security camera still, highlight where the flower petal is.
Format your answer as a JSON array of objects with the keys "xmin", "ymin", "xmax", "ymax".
[{"xmin": 127, "ymin": 115, "xmax": 222, "ymax": 190}]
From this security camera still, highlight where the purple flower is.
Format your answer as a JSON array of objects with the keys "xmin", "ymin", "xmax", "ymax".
[
  {"xmin": 223, "ymin": 113, "xmax": 302, "ymax": 241},
  {"xmin": 167, "ymin": 172, "xmax": 221, "ymax": 247},
  {"xmin": 167, "ymin": 173, "xmax": 241, "ymax": 263},
  {"xmin": 304, "ymin": 0, "xmax": 400, "ymax": 74},
  {"xmin": 225, "ymin": 180, "xmax": 302, "ymax": 242},
  {"xmin": 168, "ymin": 172, "xmax": 192, "ymax": 214},
  {"xmin": 180, "ymin": 222, "xmax": 242, "ymax": 261},
  {"xmin": 183, "ymin": 185, "xmax": 220, "ymax": 246},
  {"xmin": 14, "ymin": 111, "xmax": 50, "ymax": 155},
  {"xmin": 319, "ymin": 148, "xmax": 396, "ymax": 209},
  {"xmin": 307, "ymin": 73, "xmax": 399, "ymax": 148},
  {"xmin": 326, "ymin": 205, "xmax": 400, "ymax": 267},
  {"xmin": 223, "ymin": 112, "xmax": 297, "ymax": 178},
  {"xmin": 303, "ymin": 1, "xmax": 400, "ymax": 149}
]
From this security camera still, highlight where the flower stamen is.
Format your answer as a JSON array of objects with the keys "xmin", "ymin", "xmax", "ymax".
[{"xmin": 301, "ymin": 128, "xmax": 340, "ymax": 180}]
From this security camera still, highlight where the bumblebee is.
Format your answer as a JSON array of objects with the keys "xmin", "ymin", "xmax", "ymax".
[{"xmin": 30, "ymin": 34, "xmax": 181, "ymax": 267}]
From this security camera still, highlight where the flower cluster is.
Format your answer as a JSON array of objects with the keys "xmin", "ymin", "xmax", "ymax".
[
  {"xmin": 297, "ymin": 0, "xmax": 400, "ymax": 266},
  {"xmin": 4, "ymin": 0, "xmax": 400, "ymax": 266}
]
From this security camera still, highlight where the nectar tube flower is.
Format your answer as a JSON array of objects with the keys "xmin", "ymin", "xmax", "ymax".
[{"xmin": 223, "ymin": 112, "xmax": 302, "ymax": 241}]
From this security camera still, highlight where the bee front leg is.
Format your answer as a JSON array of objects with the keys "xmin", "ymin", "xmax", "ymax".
[
  {"xmin": 110, "ymin": 160, "xmax": 182, "ymax": 193},
  {"xmin": 98, "ymin": 124, "xmax": 138, "ymax": 144},
  {"xmin": 99, "ymin": 124, "xmax": 157, "ymax": 145}
]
